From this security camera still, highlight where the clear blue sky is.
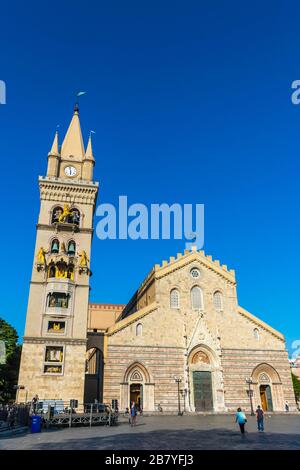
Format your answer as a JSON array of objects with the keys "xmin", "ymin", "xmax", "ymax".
[{"xmin": 0, "ymin": 1, "xmax": 299, "ymax": 355}]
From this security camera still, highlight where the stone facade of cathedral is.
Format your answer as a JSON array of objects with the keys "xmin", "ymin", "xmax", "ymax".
[
  {"xmin": 98, "ymin": 250, "xmax": 296, "ymax": 412},
  {"xmin": 17, "ymin": 107, "xmax": 296, "ymax": 413}
]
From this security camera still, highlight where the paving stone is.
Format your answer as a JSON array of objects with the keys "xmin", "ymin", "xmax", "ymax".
[{"xmin": 0, "ymin": 415, "xmax": 299, "ymax": 450}]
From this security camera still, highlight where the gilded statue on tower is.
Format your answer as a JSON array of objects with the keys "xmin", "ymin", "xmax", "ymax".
[
  {"xmin": 37, "ymin": 247, "xmax": 48, "ymax": 264},
  {"xmin": 58, "ymin": 204, "xmax": 73, "ymax": 223}
]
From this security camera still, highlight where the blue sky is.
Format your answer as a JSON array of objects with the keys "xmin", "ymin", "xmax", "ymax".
[{"xmin": 0, "ymin": 1, "xmax": 299, "ymax": 355}]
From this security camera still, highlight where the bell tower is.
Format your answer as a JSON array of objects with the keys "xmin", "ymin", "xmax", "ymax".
[{"xmin": 17, "ymin": 105, "xmax": 98, "ymax": 404}]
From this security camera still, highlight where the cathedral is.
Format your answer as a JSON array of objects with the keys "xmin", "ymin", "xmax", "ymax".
[{"xmin": 17, "ymin": 107, "xmax": 296, "ymax": 413}]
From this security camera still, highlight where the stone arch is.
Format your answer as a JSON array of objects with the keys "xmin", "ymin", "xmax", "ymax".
[
  {"xmin": 120, "ymin": 362, "xmax": 154, "ymax": 412},
  {"xmin": 191, "ymin": 350, "xmax": 210, "ymax": 365},
  {"xmin": 190, "ymin": 285, "xmax": 204, "ymax": 310},
  {"xmin": 252, "ymin": 363, "xmax": 281, "ymax": 383},
  {"xmin": 251, "ymin": 362, "xmax": 283, "ymax": 411},
  {"xmin": 124, "ymin": 361, "xmax": 151, "ymax": 383},
  {"xmin": 187, "ymin": 344, "xmax": 225, "ymax": 412},
  {"xmin": 130, "ymin": 370, "xmax": 143, "ymax": 382},
  {"xmin": 84, "ymin": 346, "xmax": 104, "ymax": 404},
  {"xmin": 170, "ymin": 288, "xmax": 180, "ymax": 309},
  {"xmin": 49, "ymin": 235, "xmax": 60, "ymax": 254},
  {"xmin": 212, "ymin": 290, "xmax": 223, "ymax": 311},
  {"xmin": 188, "ymin": 344, "xmax": 219, "ymax": 367},
  {"xmin": 50, "ymin": 205, "xmax": 63, "ymax": 224}
]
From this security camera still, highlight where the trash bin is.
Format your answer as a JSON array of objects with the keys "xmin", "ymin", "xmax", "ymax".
[{"xmin": 31, "ymin": 415, "xmax": 42, "ymax": 433}]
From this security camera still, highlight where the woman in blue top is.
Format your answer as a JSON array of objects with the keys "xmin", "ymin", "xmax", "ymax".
[
  {"xmin": 235, "ymin": 407, "xmax": 247, "ymax": 435},
  {"xmin": 130, "ymin": 401, "xmax": 137, "ymax": 427}
]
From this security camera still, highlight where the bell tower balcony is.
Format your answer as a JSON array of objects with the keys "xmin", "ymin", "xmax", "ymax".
[{"xmin": 45, "ymin": 279, "xmax": 74, "ymax": 317}]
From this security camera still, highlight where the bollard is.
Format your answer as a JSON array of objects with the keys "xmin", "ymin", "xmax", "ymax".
[
  {"xmin": 69, "ymin": 407, "xmax": 72, "ymax": 428},
  {"xmin": 89, "ymin": 404, "xmax": 93, "ymax": 427}
]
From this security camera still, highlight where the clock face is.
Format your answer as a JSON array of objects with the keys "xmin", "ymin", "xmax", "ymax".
[{"xmin": 64, "ymin": 166, "xmax": 77, "ymax": 177}]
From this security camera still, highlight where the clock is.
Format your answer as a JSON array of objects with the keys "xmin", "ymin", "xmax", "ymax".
[{"xmin": 64, "ymin": 166, "xmax": 77, "ymax": 177}]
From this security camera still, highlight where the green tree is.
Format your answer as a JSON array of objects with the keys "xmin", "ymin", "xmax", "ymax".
[
  {"xmin": 0, "ymin": 318, "xmax": 21, "ymax": 403},
  {"xmin": 292, "ymin": 372, "xmax": 300, "ymax": 404}
]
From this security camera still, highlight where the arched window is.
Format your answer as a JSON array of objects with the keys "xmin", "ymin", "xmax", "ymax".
[
  {"xmin": 254, "ymin": 328, "xmax": 260, "ymax": 340},
  {"xmin": 67, "ymin": 265, "xmax": 74, "ymax": 281},
  {"xmin": 136, "ymin": 323, "xmax": 143, "ymax": 336},
  {"xmin": 191, "ymin": 286, "xmax": 203, "ymax": 310},
  {"xmin": 213, "ymin": 291, "xmax": 223, "ymax": 311},
  {"xmin": 170, "ymin": 289, "xmax": 180, "ymax": 309},
  {"xmin": 48, "ymin": 292, "xmax": 69, "ymax": 308},
  {"xmin": 48, "ymin": 264, "xmax": 56, "ymax": 278},
  {"xmin": 85, "ymin": 348, "xmax": 101, "ymax": 375},
  {"xmin": 67, "ymin": 240, "xmax": 76, "ymax": 255},
  {"xmin": 51, "ymin": 239, "xmax": 59, "ymax": 254},
  {"xmin": 51, "ymin": 206, "xmax": 63, "ymax": 224},
  {"xmin": 70, "ymin": 208, "xmax": 80, "ymax": 225}
]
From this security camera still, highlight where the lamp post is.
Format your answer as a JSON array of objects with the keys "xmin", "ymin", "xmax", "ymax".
[
  {"xmin": 174, "ymin": 376, "xmax": 182, "ymax": 415},
  {"xmin": 246, "ymin": 377, "xmax": 255, "ymax": 416}
]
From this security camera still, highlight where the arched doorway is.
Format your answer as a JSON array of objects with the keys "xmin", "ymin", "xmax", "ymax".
[
  {"xmin": 251, "ymin": 364, "xmax": 282, "ymax": 411},
  {"xmin": 190, "ymin": 351, "xmax": 213, "ymax": 411},
  {"xmin": 130, "ymin": 383, "xmax": 143, "ymax": 410},
  {"xmin": 188, "ymin": 345, "xmax": 225, "ymax": 412},
  {"xmin": 120, "ymin": 362, "xmax": 154, "ymax": 412},
  {"xmin": 259, "ymin": 384, "xmax": 273, "ymax": 411},
  {"xmin": 84, "ymin": 347, "xmax": 103, "ymax": 404}
]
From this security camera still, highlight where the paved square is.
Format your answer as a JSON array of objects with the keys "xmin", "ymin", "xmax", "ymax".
[{"xmin": 0, "ymin": 414, "xmax": 299, "ymax": 450}]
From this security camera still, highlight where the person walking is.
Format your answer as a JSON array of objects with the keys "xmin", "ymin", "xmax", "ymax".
[
  {"xmin": 7, "ymin": 406, "xmax": 16, "ymax": 429},
  {"xmin": 235, "ymin": 407, "xmax": 247, "ymax": 435},
  {"xmin": 31, "ymin": 395, "xmax": 39, "ymax": 414},
  {"xmin": 256, "ymin": 405, "xmax": 264, "ymax": 432},
  {"xmin": 285, "ymin": 401, "xmax": 289, "ymax": 412},
  {"xmin": 130, "ymin": 401, "xmax": 137, "ymax": 427}
]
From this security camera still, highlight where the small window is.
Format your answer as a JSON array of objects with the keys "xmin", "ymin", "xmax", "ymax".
[
  {"xmin": 48, "ymin": 293, "xmax": 69, "ymax": 308},
  {"xmin": 50, "ymin": 239, "xmax": 59, "ymax": 254},
  {"xmin": 48, "ymin": 264, "xmax": 56, "ymax": 278},
  {"xmin": 44, "ymin": 346, "xmax": 64, "ymax": 374},
  {"xmin": 51, "ymin": 206, "xmax": 63, "ymax": 224},
  {"xmin": 48, "ymin": 263, "xmax": 74, "ymax": 281},
  {"xmin": 85, "ymin": 348, "xmax": 100, "ymax": 374},
  {"xmin": 190, "ymin": 268, "xmax": 200, "ymax": 279},
  {"xmin": 136, "ymin": 323, "xmax": 143, "ymax": 336},
  {"xmin": 67, "ymin": 265, "xmax": 74, "ymax": 280},
  {"xmin": 47, "ymin": 321, "xmax": 65, "ymax": 334},
  {"xmin": 170, "ymin": 289, "xmax": 180, "ymax": 309},
  {"xmin": 51, "ymin": 205, "xmax": 80, "ymax": 225},
  {"xmin": 70, "ymin": 209, "xmax": 80, "ymax": 225},
  {"xmin": 67, "ymin": 240, "xmax": 76, "ymax": 255},
  {"xmin": 191, "ymin": 286, "xmax": 203, "ymax": 310},
  {"xmin": 213, "ymin": 291, "xmax": 223, "ymax": 311},
  {"xmin": 254, "ymin": 328, "xmax": 260, "ymax": 340}
]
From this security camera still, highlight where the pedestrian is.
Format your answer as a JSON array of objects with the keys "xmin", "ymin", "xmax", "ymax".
[
  {"xmin": 7, "ymin": 406, "xmax": 15, "ymax": 429},
  {"xmin": 235, "ymin": 407, "xmax": 247, "ymax": 435},
  {"xmin": 130, "ymin": 401, "xmax": 137, "ymax": 427},
  {"xmin": 285, "ymin": 401, "xmax": 289, "ymax": 412},
  {"xmin": 31, "ymin": 395, "xmax": 39, "ymax": 414},
  {"xmin": 256, "ymin": 405, "xmax": 264, "ymax": 432}
]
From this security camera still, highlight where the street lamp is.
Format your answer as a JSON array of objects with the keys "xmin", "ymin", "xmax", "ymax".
[
  {"xmin": 174, "ymin": 376, "xmax": 182, "ymax": 416},
  {"xmin": 245, "ymin": 377, "xmax": 255, "ymax": 416}
]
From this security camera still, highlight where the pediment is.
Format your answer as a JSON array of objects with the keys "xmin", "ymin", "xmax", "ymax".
[{"xmin": 155, "ymin": 249, "xmax": 236, "ymax": 285}]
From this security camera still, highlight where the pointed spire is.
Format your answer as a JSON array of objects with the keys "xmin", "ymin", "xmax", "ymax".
[
  {"xmin": 60, "ymin": 104, "xmax": 85, "ymax": 160},
  {"xmin": 48, "ymin": 131, "xmax": 59, "ymax": 156},
  {"xmin": 84, "ymin": 134, "xmax": 95, "ymax": 161}
]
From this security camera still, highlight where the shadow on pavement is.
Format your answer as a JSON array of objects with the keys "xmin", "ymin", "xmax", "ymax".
[{"xmin": 3, "ymin": 427, "xmax": 299, "ymax": 450}]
